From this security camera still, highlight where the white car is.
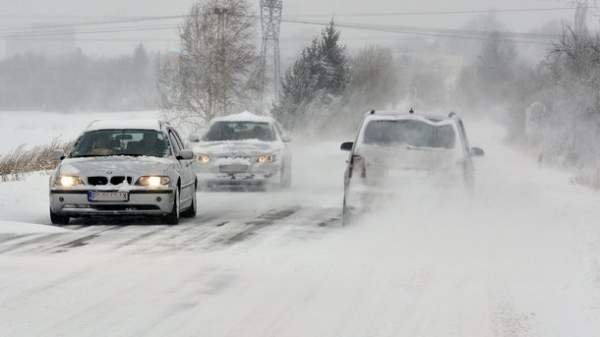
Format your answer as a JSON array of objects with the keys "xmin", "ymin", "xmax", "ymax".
[
  {"xmin": 340, "ymin": 110, "xmax": 484, "ymax": 224},
  {"xmin": 190, "ymin": 111, "xmax": 292, "ymax": 189},
  {"xmin": 49, "ymin": 120, "xmax": 197, "ymax": 225}
]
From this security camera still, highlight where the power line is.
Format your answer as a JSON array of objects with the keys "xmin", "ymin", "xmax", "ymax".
[
  {"xmin": 0, "ymin": 15, "xmax": 563, "ymax": 47},
  {"xmin": 0, "ymin": 5, "xmax": 588, "ymax": 32},
  {"xmin": 0, "ymin": 24, "xmax": 179, "ymax": 39},
  {"xmin": 282, "ymin": 18, "xmax": 560, "ymax": 40},
  {"xmin": 0, "ymin": 17, "xmax": 560, "ymax": 41},
  {"xmin": 3, "ymin": 24, "xmax": 555, "ymax": 47},
  {"xmin": 286, "ymin": 6, "xmax": 595, "ymax": 17}
]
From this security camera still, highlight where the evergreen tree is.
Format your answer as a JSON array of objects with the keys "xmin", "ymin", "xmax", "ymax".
[
  {"xmin": 318, "ymin": 20, "xmax": 349, "ymax": 96},
  {"xmin": 273, "ymin": 20, "xmax": 349, "ymax": 129}
]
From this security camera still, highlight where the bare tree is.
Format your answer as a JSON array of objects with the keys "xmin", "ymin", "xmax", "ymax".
[{"xmin": 160, "ymin": 0, "xmax": 258, "ymax": 123}]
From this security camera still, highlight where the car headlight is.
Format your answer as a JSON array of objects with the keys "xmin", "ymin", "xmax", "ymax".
[
  {"xmin": 56, "ymin": 176, "xmax": 83, "ymax": 187},
  {"xmin": 197, "ymin": 154, "xmax": 210, "ymax": 164},
  {"xmin": 257, "ymin": 154, "xmax": 275, "ymax": 164},
  {"xmin": 137, "ymin": 176, "xmax": 170, "ymax": 187}
]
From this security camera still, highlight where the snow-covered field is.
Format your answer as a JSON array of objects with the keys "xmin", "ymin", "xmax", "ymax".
[
  {"xmin": 1, "ymin": 112, "xmax": 600, "ymax": 336},
  {"xmin": 0, "ymin": 111, "xmax": 160, "ymax": 153}
]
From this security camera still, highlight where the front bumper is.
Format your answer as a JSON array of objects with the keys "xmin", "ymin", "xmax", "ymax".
[
  {"xmin": 194, "ymin": 162, "xmax": 281, "ymax": 187},
  {"xmin": 49, "ymin": 189, "xmax": 175, "ymax": 216}
]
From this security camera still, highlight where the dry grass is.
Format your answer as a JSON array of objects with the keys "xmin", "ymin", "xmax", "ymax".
[{"xmin": 0, "ymin": 139, "xmax": 72, "ymax": 182}]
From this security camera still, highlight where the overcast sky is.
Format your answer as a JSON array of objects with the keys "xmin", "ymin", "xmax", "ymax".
[{"xmin": 0, "ymin": 0, "xmax": 593, "ymax": 58}]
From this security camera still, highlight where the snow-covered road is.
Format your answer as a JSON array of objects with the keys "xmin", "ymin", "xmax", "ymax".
[{"xmin": 1, "ymin": 120, "xmax": 600, "ymax": 337}]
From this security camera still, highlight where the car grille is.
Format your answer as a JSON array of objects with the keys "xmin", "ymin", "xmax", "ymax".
[
  {"xmin": 90, "ymin": 205, "xmax": 160, "ymax": 211},
  {"xmin": 217, "ymin": 155, "xmax": 251, "ymax": 160},
  {"xmin": 87, "ymin": 176, "xmax": 133, "ymax": 186},
  {"xmin": 219, "ymin": 164, "xmax": 249, "ymax": 174}
]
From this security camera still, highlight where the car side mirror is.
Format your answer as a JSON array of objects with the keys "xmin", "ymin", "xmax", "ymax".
[
  {"xmin": 53, "ymin": 149, "xmax": 65, "ymax": 160},
  {"xmin": 188, "ymin": 134, "xmax": 201, "ymax": 143},
  {"xmin": 471, "ymin": 147, "xmax": 485, "ymax": 157},
  {"xmin": 282, "ymin": 135, "xmax": 292, "ymax": 143},
  {"xmin": 177, "ymin": 149, "xmax": 194, "ymax": 160},
  {"xmin": 340, "ymin": 142, "xmax": 354, "ymax": 152}
]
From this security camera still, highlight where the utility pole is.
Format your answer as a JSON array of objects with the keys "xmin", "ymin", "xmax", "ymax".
[{"xmin": 259, "ymin": 0, "xmax": 283, "ymax": 103}]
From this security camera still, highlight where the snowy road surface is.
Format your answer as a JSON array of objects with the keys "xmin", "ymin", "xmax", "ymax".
[{"xmin": 2, "ymin": 121, "xmax": 600, "ymax": 337}]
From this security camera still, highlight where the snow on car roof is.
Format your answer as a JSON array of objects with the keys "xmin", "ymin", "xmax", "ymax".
[
  {"xmin": 364, "ymin": 111, "xmax": 451, "ymax": 124},
  {"xmin": 86, "ymin": 119, "xmax": 164, "ymax": 131},
  {"xmin": 212, "ymin": 111, "xmax": 274, "ymax": 124}
]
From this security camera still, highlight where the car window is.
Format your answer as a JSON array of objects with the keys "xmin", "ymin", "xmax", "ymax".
[
  {"xmin": 70, "ymin": 129, "xmax": 171, "ymax": 158},
  {"xmin": 168, "ymin": 131, "xmax": 183, "ymax": 154},
  {"xmin": 169, "ymin": 129, "xmax": 185, "ymax": 150},
  {"xmin": 204, "ymin": 121, "xmax": 276, "ymax": 142},
  {"xmin": 363, "ymin": 120, "xmax": 456, "ymax": 149},
  {"xmin": 173, "ymin": 130, "xmax": 186, "ymax": 149}
]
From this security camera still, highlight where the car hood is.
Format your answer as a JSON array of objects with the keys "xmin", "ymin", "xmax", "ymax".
[
  {"xmin": 58, "ymin": 156, "xmax": 174, "ymax": 177},
  {"xmin": 193, "ymin": 140, "xmax": 282, "ymax": 156}
]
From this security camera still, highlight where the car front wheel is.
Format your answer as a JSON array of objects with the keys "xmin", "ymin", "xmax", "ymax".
[
  {"xmin": 164, "ymin": 188, "xmax": 180, "ymax": 225},
  {"xmin": 50, "ymin": 210, "xmax": 70, "ymax": 225},
  {"xmin": 181, "ymin": 183, "xmax": 197, "ymax": 218}
]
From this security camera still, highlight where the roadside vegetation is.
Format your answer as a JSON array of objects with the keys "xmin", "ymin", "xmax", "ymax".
[{"xmin": 0, "ymin": 140, "xmax": 71, "ymax": 182}]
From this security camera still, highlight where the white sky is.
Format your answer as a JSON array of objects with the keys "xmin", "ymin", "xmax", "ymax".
[{"xmin": 0, "ymin": 0, "xmax": 594, "ymax": 58}]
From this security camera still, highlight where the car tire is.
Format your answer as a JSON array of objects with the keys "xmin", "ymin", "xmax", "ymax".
[
  {"xmin": 181, "ymin": 183, "xmax": 197, "ymax": 218},
  {"xmin": 280, "ymin": 163, "xmax": 292, "ymax": 188},
  {"xmin": 50, "ymin": 210, "xmax": 70, "ymax": 226},
  {"xmin": 164, "ymin": 188, "xmax": 180, "ymax": 225}
]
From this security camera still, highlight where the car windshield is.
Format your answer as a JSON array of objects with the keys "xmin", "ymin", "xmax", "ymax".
[
  {"xmin": 204, "ymin": 121, "xmax": 276, "ymax": 142},
  {"xmin": 70, "ymin": 129, "xmax": 171, "ymax": 158},
  {"xmin": 363, "ymin": 120, "xmax": 456, "ymax": 149}
]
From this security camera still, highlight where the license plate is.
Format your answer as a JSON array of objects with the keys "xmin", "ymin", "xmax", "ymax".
[
  {"xmin": 386, "ymin": 169, "xmax": 429, "ymax": 179},
  {"xmin": 88, "ymin": 191, "xmax": 129, "ymax": 202},
  {"xmin": 220, "ymin": 164, "xmax": 249, "ymax": 174}
]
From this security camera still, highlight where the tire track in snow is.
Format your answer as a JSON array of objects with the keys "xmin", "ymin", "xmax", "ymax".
[
  {"xmin": 0, "ymin": 225, "xmax": 119, "ymax": 254},
  {"xmin": 206, "ymin": 207, "xmax": 302, "ymax": 250},
  {"xmin": 0, "ymin": 232, "xmax": 65, "ymax": 254},
  {"xmin": 0, "ymin": 233, "xmax": 36, "ymax": 244}
]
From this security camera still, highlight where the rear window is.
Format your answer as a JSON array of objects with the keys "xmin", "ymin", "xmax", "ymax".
[{"xmin": 363, "ymin": 120, "xmax": 456, "ymax": 149}]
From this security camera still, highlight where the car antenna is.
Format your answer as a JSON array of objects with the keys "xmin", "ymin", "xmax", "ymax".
[
  {"xmin": 448, "ymin": 112, "xmax": 457, "ymax": 118},
  {"xmin": 409, "ymin": 108, "xmax": 415, "ymax": 114},
  {"xmin": 370, "ymin": 110, "xmax": 376, "ymax": 115}
]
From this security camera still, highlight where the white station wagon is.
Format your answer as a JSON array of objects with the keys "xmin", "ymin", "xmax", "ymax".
[{"xmin": 49, "ymin": 120, "xmax": 197, "ymax": 225}]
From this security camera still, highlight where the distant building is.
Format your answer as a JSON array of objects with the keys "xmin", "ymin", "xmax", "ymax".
[{"xmin": 4, "ymin": 24, "xmax": 77, "ymax": 58}]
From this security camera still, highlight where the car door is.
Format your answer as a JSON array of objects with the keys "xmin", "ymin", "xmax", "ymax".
[{"xmin": 167, "ymin": 128, "xmax": 195, "ymax": 207}]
